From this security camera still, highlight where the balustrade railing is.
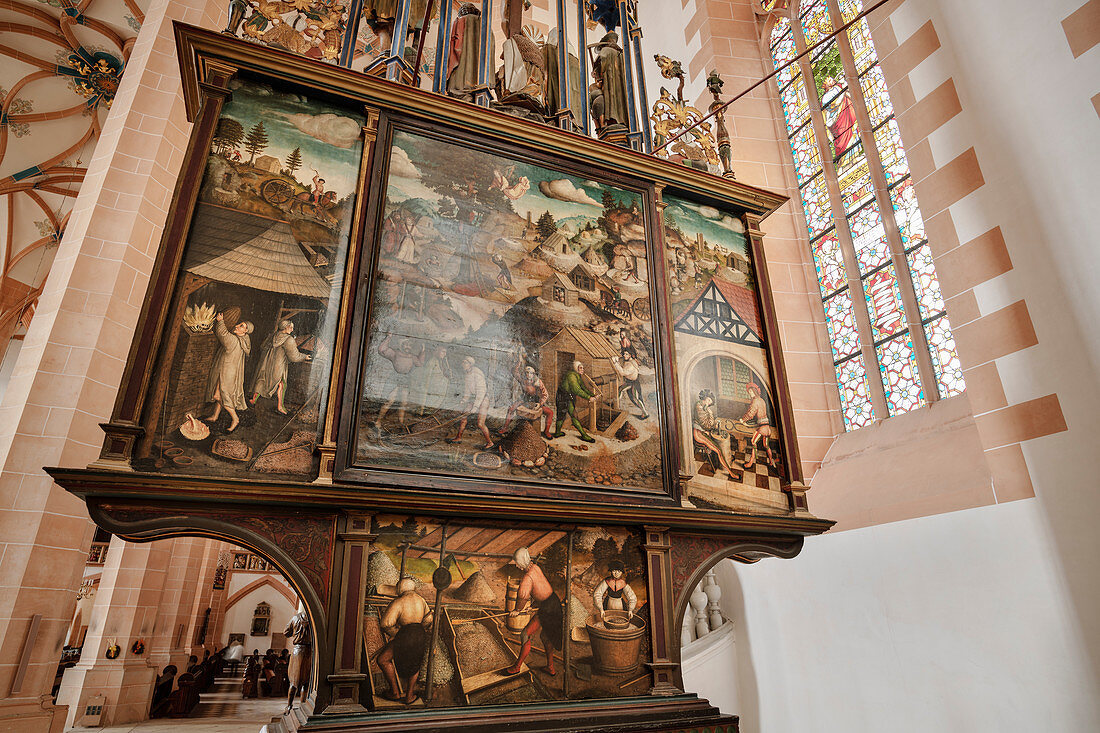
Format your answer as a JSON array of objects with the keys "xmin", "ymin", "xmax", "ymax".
[{"xmin": 681, "ymin": 568, "xmax": 728, "ymax": 647}]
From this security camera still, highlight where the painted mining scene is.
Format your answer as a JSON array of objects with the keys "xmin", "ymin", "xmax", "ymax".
[
  {"xmin": 362, "ymin": 515, "xmax": 651, "ymax": 708},
  {"xmin": 354, "ymin": 129, "xmax": 666, "ymax": 493}
]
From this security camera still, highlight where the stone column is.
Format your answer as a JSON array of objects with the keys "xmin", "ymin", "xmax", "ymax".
[
  {"xmin": 55, "ymin": 537, "xmax": 172, "ymax": 728},
  {"xmin": 147, "ymin": 537, "xmax": 207, "ymax": 674},
  {"xmin": 0, "ymin": 0, "xmax": 221, "ymax": 728}
]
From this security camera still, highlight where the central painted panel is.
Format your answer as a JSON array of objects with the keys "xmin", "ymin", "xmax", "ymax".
[{"xmin": 350, "ymin": 127, "xmax": 670, "ymax": 496}]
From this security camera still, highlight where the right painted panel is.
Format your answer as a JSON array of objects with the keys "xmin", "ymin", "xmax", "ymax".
[{"xmin": 663, "ymin": 195, "xmax": 789, "ymax": 514}]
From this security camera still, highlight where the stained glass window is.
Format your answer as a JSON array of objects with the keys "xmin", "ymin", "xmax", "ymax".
[{"xmin": 767, "ymin": 0, "xmax": 965, "ymax": 429}]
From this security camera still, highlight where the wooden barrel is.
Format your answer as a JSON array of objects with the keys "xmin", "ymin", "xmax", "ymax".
[
  {"xmin": 504, "ymin": 580, "xmax": 531, "ymax": 631},
  {"xmin": 586, "ymin": 611, "xmax": 646, "ymax": 674}
]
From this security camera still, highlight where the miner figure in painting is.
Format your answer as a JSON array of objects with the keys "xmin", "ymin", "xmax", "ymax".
[
  {"xmin": 739, "ymin": 381, "xmax": 776, "ymax": 469},
  {"xmin": 506, "ymin": 547, "xmax": 562, "ymax": 676},
  {"xmin": 593, "ymin": 560, "xmax": 637, "ymax": 621},
  {"xmin": 204, "ymin": 312, "xmax": 253, "ymax": 432},
  {"xmin": 250, "ymin": 320, "xmax": 311, "ymax": 414},
  {"xmin": 552, "ymin": 361, "xmax": 597, "ymax": 443},
  {"xmin": 377, "ymin": 577, "xmax": 433, "ymax": 704},
  {"xmin": 447, "ymin": 356, "xmax": 493, "ymax": 449}
]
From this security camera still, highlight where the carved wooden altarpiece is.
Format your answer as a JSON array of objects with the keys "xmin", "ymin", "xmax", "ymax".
[{"xmin": 48, "ymin": 23, "xmax": 833, "ymax": 733}]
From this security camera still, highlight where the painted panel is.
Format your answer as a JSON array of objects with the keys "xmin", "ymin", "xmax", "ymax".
[
  {"xmin": 134, "ymin": 80, "xmax": 364, "ymax": 479},
  {"xmin": 351, "ymin": 128, "xmax": 668, "ymax": 495},
  {"xmin": 362, "ymin": 515, "xmax": 650, "ymax": 707},
  {"xmin": 664, "ymin": 195, "xmax": 789, "ymax": 515}
]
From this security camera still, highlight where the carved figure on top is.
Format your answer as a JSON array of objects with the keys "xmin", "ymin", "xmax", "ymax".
[
  {"xmin": 496, "ymin": 1, "xmax": 546, "ymax": 116},
  {"xmin": 589, "ymin": 31, "xmax": 629, "ymax": 135},
  {"xmin": 364, "ymin": 0, "xmax": 431, "ymax": 53},
  {"xmin": 707, "ymin": 69, "xmax": 735, "ymax": 178},
  {"xmin": 447, "ymin": 3, "xmax": 492, "ymax": 100}
]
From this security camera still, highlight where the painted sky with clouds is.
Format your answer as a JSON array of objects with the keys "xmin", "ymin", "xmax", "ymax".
[
  {"xmin": 220, "ymin": 80, "xmax": 364, "ymax": 196},
  {"xmin": 387, "ymin": 130, "xmax": 643, "ymax": 224},
  {"xmin": 663, "ymin": 194, "xmax": 748, "ymax": 258}
]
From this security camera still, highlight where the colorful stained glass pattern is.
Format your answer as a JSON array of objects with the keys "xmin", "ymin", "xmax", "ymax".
[
  {"xmin": 800, "ymin": 0, "xmax": 833, "ymax": 47},
  {"xmin": 859, "ymin": 66, "xmax": 893, "ymax": 128},
  {"xmin": 863, "ymin": 264, "xmax": 907, "ymax": 341},
  {"xmin": 768, "ymin": 0, "xmax": 968, "ymax": 430},
  {"xmin": 848, "ymin": 18, "xmax": 878, "ymax": 72},
  {"xmin": 790, "ymin": 122, "xmax": 823, "ymax": 183},
  {"xmin": 848, "ymin": 202, "xmax": 890, "ymax": 271},
  {"xmin": 779, "ymin": 73, "xmax": 810, "ymax": 130},
  {"xmin": 798, "ymin": 174, "xmax": 834, "ymax": 238},
  {"xmin": 812, "ymin": 231, "xmax": 846, "ymax": 295},
  {"xmin": 889, "ymin": 178, "xmax": 925, "ymax": 246},
  {"xmin": 877, "ymin": 333, "xmax": 924, "ymax": 414},
  {"xmin": 772, "ymin": 17, "xmax": 795, "ymax": 59},
  {"xmin": 824, "ymin": 289, "xmax": 861, "ymax": 359},
  {"xmin": 906, "ymin": 244, "xmax": 946, "ymax": 320},
  {"xmin": 874, "ymin": 118, "xmax": 909, "ymax": 183},
  {"xmin": 924, "ymin": 314, "xmax": 966, "ymax": 397},
  {"xmin": 838, "ymin": 0, "xmax": 863, "ymax": 23},
  {"xmin": 839, "ymin": 157, "xmax": 873, "ymax": 212},
  {"xmin": 835, "ymin": 354, "xmax": 875, "ymax": 429}
]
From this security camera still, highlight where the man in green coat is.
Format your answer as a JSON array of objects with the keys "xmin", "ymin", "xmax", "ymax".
[{"xmin": 552, "ymin": 361, "xmax": 598, "ymax": 443}]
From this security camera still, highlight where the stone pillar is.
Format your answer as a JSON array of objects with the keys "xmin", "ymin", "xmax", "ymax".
[
  {"xmin": 0, "ymin": 0, "xmax": 224, "ymax": 729},
  {"xmin": 147, "ymin": 537, "xmax": 207, "ymax": 674},
  {"xmin": 55, "ymin": 537, "xmax": 172, "ymax": 728},
  {"xmin": 184, "ymin": 539, "xmax": 222, "ymax": 657}
]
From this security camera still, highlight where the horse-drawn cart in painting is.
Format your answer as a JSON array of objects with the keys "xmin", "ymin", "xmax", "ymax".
[{"xmin": 259, "ymin": 176, "xmax": 339, "ymax": 228}]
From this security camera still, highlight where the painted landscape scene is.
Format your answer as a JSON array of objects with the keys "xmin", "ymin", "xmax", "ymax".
[
  {"xmin": 362, "ymin": 515, "xmax": 651, "ymax": 708},
  {"xmin": 355, "ymin": 129, "xmax": 665, "ymax": 493},
  {"xmin": 134, "ymin": 80, "xmax": 363, "ymax": 479},
  {"xmin": 663, "ymin": 195, "xmax": 788, "ymax": 514}
]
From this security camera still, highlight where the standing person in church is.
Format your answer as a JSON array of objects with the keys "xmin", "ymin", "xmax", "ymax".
[
  {"xmin": 506, "ymin": 547, "xmax": 562, "ymax": 676},
  {"xmin": 593, "ymin": 559, "xmax": 637, "ymax": 622},
  {"xmin": 250, "ymin": 319, "xmax": 311, "ymax": 414},
  {"xmin": 376, "ymin": 577, "xmax": 433, "ymax": 705},
  {"xmin": 204, "ymin": 312, "xmax": 253, "ymax": 432}
]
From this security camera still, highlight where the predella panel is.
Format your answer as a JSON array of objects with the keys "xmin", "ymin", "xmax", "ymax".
[
  {"xmin": 352, "ymin": 128, "xmax": 668, "ymax": 495},
  {"xmin": 134, "ymin": 80, "xmax": 364, "ymax": 479},
  {"xmin": 663, "ymin": 194, "xmax": 789, "ymax": 514},
  {"xmin": 364, "ymin": 515, "xmax": 650, "ymax": 708}
]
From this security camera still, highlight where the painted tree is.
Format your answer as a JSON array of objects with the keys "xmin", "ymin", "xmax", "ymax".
[
  {"xmin": 243, "ymin": 120, "xmax": 269, "ymax": 165},
  {"xmin": 419, "ymin": 144, "xmax": 512, "ymax": 213},
  {"xmin": 536, "ymin": 210, "xmax": 557, "ymax": 241},
  {"xmin": 212, "ymin": 117, "xmax": 244, "ymax": 156},
  {"xmin": 285, "ymin": 146, "xmax": 303, "ymax": 175}
]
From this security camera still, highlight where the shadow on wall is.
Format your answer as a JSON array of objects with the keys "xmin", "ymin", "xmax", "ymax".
[{"xmin": 680, "ymin": 559, "xmax": 762, "ymax": 732}]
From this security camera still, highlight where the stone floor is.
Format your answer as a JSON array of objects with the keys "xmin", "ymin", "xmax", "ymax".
[{"xmin": 79, "ymin": 675, "xmax": 286, "ymax": 732}]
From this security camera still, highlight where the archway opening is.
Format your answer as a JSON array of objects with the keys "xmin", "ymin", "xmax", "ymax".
[{"xmin": 55, "ymin": 535, "xmax": 313, "ymax": 731}]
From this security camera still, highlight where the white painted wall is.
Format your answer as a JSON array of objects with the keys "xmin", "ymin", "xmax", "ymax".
[
  {"xmin": 680, "ymin": 1, "xmax": 1100, "ymax": 730},
  {"xmin": 221, "ymin": 583, "xmax": 296, "ymax": 651}
]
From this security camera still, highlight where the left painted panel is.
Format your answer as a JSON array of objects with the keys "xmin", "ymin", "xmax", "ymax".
[{"xmin": 134, "ymin": 79, "xmax": 364, "ymax": 480}]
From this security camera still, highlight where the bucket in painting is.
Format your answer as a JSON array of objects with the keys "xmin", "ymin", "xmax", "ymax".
[
  {"xmin": 504, "ymin": 580, "xmax": 531, "ymax": 631},
  {"xmin": 586, "ymin": 610, "xmax": 646, "ymax": 674}
]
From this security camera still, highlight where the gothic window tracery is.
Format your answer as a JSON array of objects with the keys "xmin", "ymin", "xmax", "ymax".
[{"xmin": 768, "ymin": 0, "xmax": 964, "ymax": 431}]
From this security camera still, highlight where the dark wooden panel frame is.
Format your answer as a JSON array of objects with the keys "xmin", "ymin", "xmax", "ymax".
[{"xmin": 334, "ymin": 112, "xmax": 681, "ymax": 505}]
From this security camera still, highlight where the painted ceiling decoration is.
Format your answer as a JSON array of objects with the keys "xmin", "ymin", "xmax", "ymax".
[{"xmin": 0, "ymin": 0, "xmax": 146, "ymax": 352}]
